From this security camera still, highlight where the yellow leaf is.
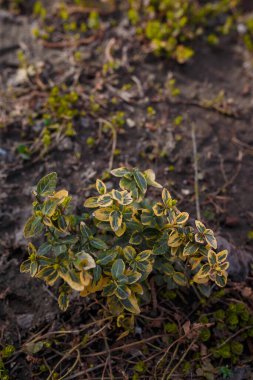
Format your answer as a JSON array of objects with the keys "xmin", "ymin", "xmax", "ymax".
[
  {"xmin": 80, "ymin": 271, "xmax": 92, "ymax": 286},
  {"xmin": 53, "ymin": 189, "xmax": 69, "ymax": 203}
]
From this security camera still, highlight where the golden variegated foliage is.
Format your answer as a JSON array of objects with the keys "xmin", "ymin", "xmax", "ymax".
[{"xmin": 21, "ymin": 168, "xmax": 229, "ymax": 315}]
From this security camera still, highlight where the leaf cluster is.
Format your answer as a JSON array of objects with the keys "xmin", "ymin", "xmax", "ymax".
[
  {"xmin": 33, "ymin": 85, "xmax": 81, "ymax": 152},
  {"xmin": 128, "ymin": 0, "xmax": 239, "ymax": 63},
  {"xmin": 21, "ymin": 167, "xmax": 229, "ymax": 315}
]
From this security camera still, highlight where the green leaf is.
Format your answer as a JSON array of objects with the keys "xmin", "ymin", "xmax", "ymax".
[
  {"xmin": 111, "ymin": 167, "xmax": 130, "ymax": 177},
  {"xmin": 24, "ymin": 215, "xmax": 44, "ymax": 238},
  {"xmin": 129, "ymin": 231, "xmax": 142, "ymax": 245},
  {"xmin": 136, "ymin": 250, "xmax": 152, "ymax": 262},
  {"xmin": 173, "ymin": 272, "xmax": 188, "ymax": 286},
  {"xmin": 38, "ymin": 242, "xmax": 52, "ymax": 255},
  {"xmin": 96, "ymin": 251, "xmax": 117, "ymax": 265},
  {"xmin": 197, "ymin": 283, "xmax": 212, "ymax": 297},
  {"xmin": 162, "ymin": 262, "xmax": 174, "ymax": 276},
  {"xmin": 109, "ymin": 210, "xmax": 123, "ymax": 232},
  {"xmin": 120, "ymin": 293, "xmax": 140, "ymax": 314},
  {"xmin": 115, "ymin": 285, "xmax": 131, "ymax": 300},
  {"xmin": 133, "ymin": 170, "xmax": 147, "ymax": 193},
  {"xmin": 123, "ymin": 246, "xmax": 136, "ymax": 261},
  {"xmin": 90, "ymin": 237, "xmax": 108, "ymax": 250},
  {"xmin": 37, "ymin": 172, "xmax": 57, "ymax": 197},
  {"xmin": 103, "ymin": 283, "xmax": 116, "ymax": 296},
  {"xmin": 42, "ymin": 198, "xmax": 59, "ymax": 216},
  {"xmin": 183, "ymin": 242, "xmax": 199, "ymax": 256},
  {"xmin": 37, "ymin": 266, "xmax": 59, "ymax": 286},
  {"xmin": 153, "ymin": 233, "xmax": 169, "ymax": 255},
  {"xmin": 111, "ymin": 259, "xmax": 125, "ymax": 279},
  {"xmin": 127, "ymin": 272, "xmax": 142, "ymax": 284},
  {"xmin": 93, "ymin": 265, "xmax": 102, "ymax": 283},
  {"xmin": 80, "ymin": 222, "xmax": 92, "ymax": 241}
]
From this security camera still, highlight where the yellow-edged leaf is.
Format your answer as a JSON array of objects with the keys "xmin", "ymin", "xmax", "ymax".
[
  {"xmin": 109, "ymin": 210, "xmax": 122, "ymax": 232},
  {"xmin": 96, "ymin": 179, "xmax": 106, "ymax": 194},
  {"xmin": 94, "ymin": 207, "xmax": 111, "ymax": 221},
  {"xmin": 84, "ymin": 197, "xmax": 99, "ymax": 208}
]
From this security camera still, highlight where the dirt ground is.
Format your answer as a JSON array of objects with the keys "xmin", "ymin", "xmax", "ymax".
[{"xmin": 0, "ymin": 1, "xmax": 253, "ymax": 379}]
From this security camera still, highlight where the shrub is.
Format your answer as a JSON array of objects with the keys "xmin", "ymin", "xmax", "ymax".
[
  {"xmin": 128, "ymin": 0, "xmax": 239, "ymax": 63},
  {"xmin": 21, "ymin": 168, "xmax": 229, "ymax": 315}
]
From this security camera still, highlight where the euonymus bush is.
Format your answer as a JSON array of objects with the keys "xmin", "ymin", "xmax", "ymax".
[
  {"xmin": 128, "ymin": 0, "xmax": 239, "ymax": 63},
  {"xmin": 21, "ymin": 168, "xmax": 229, "ymax": 315}
]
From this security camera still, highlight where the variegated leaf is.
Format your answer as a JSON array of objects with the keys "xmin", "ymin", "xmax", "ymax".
[
  {"xmin": 97, "ymin": 194, "xmax": 113, "ymax": 207},
  {"xmin": 109, "ymin": 210, "xmax": 123, "ymax": 232},
  {"xmin": 111, "ymin": 259, "xmax": 125, "ymax": 279},
  {"xmin": 208, "ymin": 250, "xmax": 217, "ymax": 266},
  {"xmin": 168, "ymin": 230, "xmax": 182, "ymax": 248},
  {"xmin": 153, "ymin": 202, "xmax": 164, "ymax": 216},
  {"xmin": 162, "ymin": 188, "xmax": 172, "ymax": 204},
  {"xmin": 94, "ymin": 207, "xmax": 111, "ymax": 221},
  {"xmin": 84, "ymin": 197, "xmax": 99, "ymax": 208},
  {"xmin": 216, "ymin": 250, "xmax": 228, "ymax": 263},
  {"xmin": 96, "ymin": 179, "xmax": 106, "ymax": 194},
  {"xmin": 214, "ymin": 271, "xmax": 227, "ymax": 287},
  {"xmin": 123, "ymin": 246, "xmax": 136, "ymax": 261},
  {"xmin": 204, "ymin": 229, "xmax": 217, "ymax": 249},
  {"xmin": 176, "ymin": 212, "xmax": 189, "ymax": 225},
  {"xmin": 120, "ymin": 293, "xmax": 140, "ymax": 314},
  {"xmin": 173, "ymin": 272, "xmax": 188, "ymax": 286},
  {"xmin": 111, "ymin": 167, "xmax": 130, "ymax": 177},
  {"xmin": 195, "ymin": 220, "xmax": 206, "ymax": 233}
]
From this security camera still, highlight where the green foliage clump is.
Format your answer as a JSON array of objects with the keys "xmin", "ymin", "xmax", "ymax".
[
  {"xmin": 21, "ymin": 168, "xmax": 229, "ymax": 316},
  {"xmin": 197, "ymin": 301, "xmax": 253, "ymax": 367},
  {"xmin": 128, "ymin": 0, "xmax": 239, "ymax": 63},
  {"xmin": 32, "ymin": 85, "xmax": 81, "ymax": 153},
  {"xmin": 0, "ymin": 345, "xmax": 15, "ymax": 380},
  {"xmin": 32, "ymin": 1, "xmax": 101, "ymax": 41}
]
